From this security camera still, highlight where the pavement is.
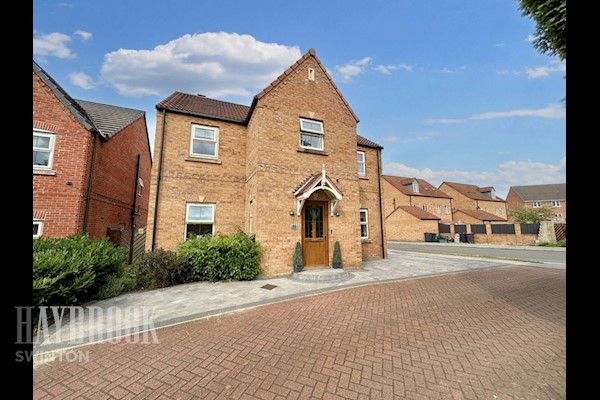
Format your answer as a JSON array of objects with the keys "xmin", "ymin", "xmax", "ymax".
[
  {"xmin": 34, "ymin": 250, "xmax": 558, "ymax": 355},
  {"xmin": 33, "ymin": 264, "xmax": 566, "ymax": 399},
  {"xmin": 388, "ymin": 240, "xmax": 567, "ymax": 252}
]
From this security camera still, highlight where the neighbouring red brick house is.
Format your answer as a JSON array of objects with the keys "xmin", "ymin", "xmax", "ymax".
[
  {"xmin": 33, "ymin": 60, "xmax": 152, "ymax": 240},
  {"xmin": 506, "ymin": 183, "xmax": 566, "ymax": 221}
]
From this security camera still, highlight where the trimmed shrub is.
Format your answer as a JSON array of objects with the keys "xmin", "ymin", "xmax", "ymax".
[
  {"xmin": 293, "ymin": 242, "xmax": 303, "ymax": 272},
  {"xmin": 332, "ymin": 241, "xmax": 342, "ymax": 268},
  {"xmin": 178, "ymin": 230, "xmax": 261, "ymax": 282},
  {"xmin": 33, "ymin": 234, "xmax": 127, "ymax": 308},
  {"xmin": 131, "ymin": 249, "xmax": 193, "ymax": 290}
]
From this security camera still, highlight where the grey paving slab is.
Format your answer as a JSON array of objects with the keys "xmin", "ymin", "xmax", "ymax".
[{"xmin": 33, "ymin": 250, "xmax": 529, "ymax": 355}]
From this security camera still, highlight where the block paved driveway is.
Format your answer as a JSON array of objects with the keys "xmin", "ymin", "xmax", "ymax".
[{"xmin": 33, "ymin": 266, "xmax": 565, "ymax": 400}]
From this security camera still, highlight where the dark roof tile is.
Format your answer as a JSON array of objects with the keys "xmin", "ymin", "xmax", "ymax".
[
  {"xmin": 510, "ymin": 183, "xmax": 566, "ymax": 201},
  {"xmin": 393, "ymin": 206, "xmax": 441, "ymax": 220},
  {"xmin": 157, "ymin": 92, "xmax": 250, "ymax": 123},
  {"xmin": 443, "ymin": 182, "xmax": 505, "ymax": 202},
  {"xmin": 76, "ymin": 100, "xmax": 144, "ymax": 138},
  {"xmin": 454, "ymin": 208, "xmax": 506, "ymax": 221},
  {"xmin": 383, "ymin": 175, "xmax": 451, "ymax": 199},
  {"xmin": 357, "ymin": 134, "xmax": 383, "ymax": 149}
]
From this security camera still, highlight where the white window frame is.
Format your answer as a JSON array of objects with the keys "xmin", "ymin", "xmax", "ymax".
[
  {"xmin": 445, "ymin": 205, "xmax": 451, "ymax": 215},
  {"xmin": 412, "ymin": 181, "xmax": 419, "ymax": 193},
  {"xmin": 299, "ymin": 118, "xmax": 324, "ymax": 151},
  {"xmin": 33, "ymin": 129, "xmax": 56, "ymax": 169},
  {"xmin": 360, "ymin": 209, "xmax": 369, "ymax": 239},
  {"xmin": 190, "ymin": 124, "xmax": 219, "ymax": 159},
  {"xmin": 422, "ymin": 204, "xmax": 428, "ymax": 212},
  {"xmin": 484, "ymin": 207, "xmax": 489, "ymax": 212},
  {"xmin": 532, "ymin": 201, "xmax": 542, "ymax": 208},
  {"xmin": 33, "ymin": 220, "xmax": 43, "ymax": 239},
  {"xmin": 495, "ymin": 208, "xmax": 499, "ymax": 215},
  {"xmin": 357, "ymin": 151, "xmax": 366, "ymax": 176},
  {"xmin": 435, "ymin": 205, "xmax": 441, "ymax": 214},
  {"xmin": 137, "ymin": 178, "xmax": 144, "ymax": 197},
  {"xmin": 501, "ymin": 208, "xmax": 505, "ymax": 216},
  {"xmin": 551, "ymin": 201, "xmax": 561, "ymax": 207},
  {"xmin": 184, "ymin": 203, "xmax": 215, "ymax": 238}
]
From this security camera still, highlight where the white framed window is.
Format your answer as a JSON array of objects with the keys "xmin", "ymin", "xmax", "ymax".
[
  {"xmin": 495, "ymin": 208, "xmax": 499, "ymax": 215},
  {"xmin": 308, "ymin": 67, "xmax": 315, "ymax": 81},
  {"xmin": 445, "ymin": 205, "xmax": 451, "ymax": 215},
  {"xmin": 551, "ymin": 201, "xmax": 561, "ymax": 207},
  {"xmin": 33, "ymin": 220, "xmax": 43, "ymax": 239},
  {"xmin": 532, "ymin": 201, "xmax": 542, "ymax": 208},
  {"xmin": 185, "ymin": 203, "xmax": 215, "ymax": 238},
  {"xmin": 299, "ymin": 118, "xmax": 324, "ymax": 150},
  {"xmin": 422, "ymin": 204, "xmax": 428, "ymax": 212},
  {"xmin": 33, "ymin": 129, "xmax": 56, "ymax": 169},
  {"xmin": 435, "ymin": 205, "xmax": 441, "ymax": 214},
  {"xmin": 501, "ymin": 208, "xmax": 505, "ymax": 216},
  {"xmin": 137, "ymin": 178, "xmax": 144, "ymax": 197},
  {"xmin": 484, "ymin": 207, "xmax": 489, "ymax": 212},
  {"xmin": 190, "ymin": 124, "xmax": 219, "ymax": 159},
  {"xmin": 360, "ymin": 209, "xmax": 369, "ymax": 239},
  {"xmin": 412, "ymin": 180, "xmax": 419, "ymax": 193},
  {"xmin": 357, "ymin": 151, "xmax": 366, "ymax": 176}
]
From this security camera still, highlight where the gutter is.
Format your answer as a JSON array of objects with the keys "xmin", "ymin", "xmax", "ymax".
[
  {"xmin": 82, "ymin": 131, "xmax": 99, "ymax": 233},
  {"xmin": 151, "ymin": 109, "xmax": 167, "ymax": 251},
  {"xmin": 376, "ymin": 148, "xmax": 385, "ymax": 258}
]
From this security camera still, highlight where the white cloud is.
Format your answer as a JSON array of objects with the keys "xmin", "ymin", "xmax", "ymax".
[
  {"xmin": 335, "ymin": 57, "xmax": 372, "ymax": 82},
  {"xmin": 68, "ymin": 72, "xmax": 95, "ymax": 89},
  {"xmin": 494, "ymin": 43, "xmax": 505, "ymax": 48},
  {"xmin": 383, "ymin": 157, "xmax": 566, "ymax": 199},
  {"xmin": 470, "ymin": 104, "xmax": 565, "ymax": 120},
  {"xmin": 384, "ymin": 131, "xmax": 439, "ymax": 143},
  {"xmin": 74, "ymin": 30, "xmax": 92, "ymax": 42},
  {"xmin": 496, "ymin": 151, "xmax": 512, "ymax": 156},
  {"xmin": 440, "ymin": 66, "xmax": 452, "ymax": 74},
  {"xmin": 374, "ymin": 64, "xmax": 414, "ymax": 75},
  {"xmin": 424, "ymin": 118, "xmax": 465, "ymax": 125},
  {"xmin": 100, "ymin": 32, "xmax": 301, "ymax": 97},
  {"xmin": 57, "ymin": 2, "xmax": 72, "ymax": 7},
  {"xmin": 33, "ymin": 32, "xmax": 75, "ymax": 59},
  {"xmin": 439, "ymin": 65, "xmax": 466, "ymax": 74},
  {"xmin": 525, "ymin": 60, "xmax": 566, "ymax": 78},
  {"xmin": 527, "ymin": 34, "xmax": 536, "ymax": 43}
]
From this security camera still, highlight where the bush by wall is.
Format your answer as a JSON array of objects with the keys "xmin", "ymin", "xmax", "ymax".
[
  {"xmin": 131, "ymin": 249, "xmax": 193, "ymax": 290},
  {"xmin": 33, "ymin": 234, "xmax": 128, "ymax": 310},
  {"xmin": 178, "ymin": 231, "xmax": 261, "ymax": 282}
]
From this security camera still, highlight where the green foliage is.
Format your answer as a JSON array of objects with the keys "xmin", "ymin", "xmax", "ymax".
[
  {"xmin": 520, "ymin": 0, "xmax": 566, "ymax": 60},
  {"xmin": 332, "ymin": 241, "xmax": 342, "ymax": 265},
  {"xmin": 33, "ymin": 234, "xmax": 127, "ymax": 308},
  {"xmin": 537, "ymin": 239, "xmax": 566, "ymax": 247},
  {"xmin": 293, "ymin": 242, "xmax": 303, "ymax": 268},
  {"xmin": 178, "ymin": 230, "xmax": 261, "ymax": 282},
  {"xmin": 511, "ymin": 206, "xmax": 554, "ymax": 224},
  {"xmin": 131, "ymin": 249, "xmax": 193, "ymax": 290}
]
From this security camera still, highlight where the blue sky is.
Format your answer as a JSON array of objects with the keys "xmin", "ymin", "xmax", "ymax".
[{"xmin": 33, "ymin": 0, "xmax": 566, "ymax": 198}]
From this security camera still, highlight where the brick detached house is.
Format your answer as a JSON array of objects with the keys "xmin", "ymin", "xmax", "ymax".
[
  {"xmin": 146, "ymin": 48, "xmax": 386, "ymax": 276},
  {"xmin": 506, "ymin": 183, "xmax": 566, "ymax": 221},
  {"xmin": 438, "ymin": 182, "xmax": 508, "ymax": 222},
  {"xmin": 33, "ymin": 60, "xmax": 152, "ymax": 240},
  {"xmin": 382, "ymin": 175, "xmax": 453, "ymax": 241}
]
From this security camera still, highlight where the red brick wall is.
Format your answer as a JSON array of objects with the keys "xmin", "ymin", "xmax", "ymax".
[
  {"xmin": 86, "ymin": 117, "xmax": 152, "ymax": 238},
  {"xmin": 33, "ymin": 70, "xmax": 93, "ymax": 238}
]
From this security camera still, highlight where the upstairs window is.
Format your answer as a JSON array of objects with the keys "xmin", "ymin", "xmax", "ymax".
[
  {"xmin": 33, "ymin": 129, "xmax": 56, "ymax": 169},
  {"xmin": 357, "ymin": 151, "xmax": 366, "ymax": 176},
  {"xmin": 422, "ymin": 204, "xmax": 428, "ymax": 212},
  {"xmin": 445, "ymin": 205, "xmax": 451, "ymax": 214},
  {"xmin": 190, "ymin": 124, "xmax": 219, "ymax": 158},
  {"xmin": 435, "ymin": 205, "xmax": 441, "ymax": 214},
  {"xmin": 412, "ymin": 180, "xmax": 419, "ymax": 193},
  {"xmin": 532, "ymin": 201, "xmax": 542, "ymax": 208},
  {"xmin": 299, "ymin": 118, "xmax": 324, "ymax": 150},
  {"xmin": 551, "ymin": 201, "xmax": 561, "ymax": 207}
]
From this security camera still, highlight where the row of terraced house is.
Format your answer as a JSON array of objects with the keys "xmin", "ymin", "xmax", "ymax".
[{"xmin": 33, "ymin": 49, "xmax": 565, "ymax": 276}]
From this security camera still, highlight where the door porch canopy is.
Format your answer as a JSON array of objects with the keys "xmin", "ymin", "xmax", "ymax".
[{"xmin": 294, "ymin": 164, "xmax": 343, "ymax": 216}]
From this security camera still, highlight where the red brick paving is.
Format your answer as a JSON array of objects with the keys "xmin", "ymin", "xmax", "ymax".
[{"xmin": 33, "ymin": 266, "xmax": 566, "ymax": 399}]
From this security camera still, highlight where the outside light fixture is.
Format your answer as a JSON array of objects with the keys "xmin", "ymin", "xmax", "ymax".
[{"xmin": 290, "ymin": 211, "xmax": 295, "ymax": 216}]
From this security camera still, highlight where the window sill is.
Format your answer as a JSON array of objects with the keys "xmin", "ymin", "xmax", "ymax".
[
  {"xmin": 359, "ymin": 175, "xmax": 369, "ymax": 180},
  {"xmin": 297, "ymin": 147, "xmax": 329, "ymax": 156},
  {"xmin": 33, "ymin": 168, "xmax": 56, "ymax": 176},
  {"xmin": 184, "ymin": 156, "xmax": 221, "ymax": 164},
  {"xmin": 361, "ymin": 238, "xmax": 372, "ymax": 243}
]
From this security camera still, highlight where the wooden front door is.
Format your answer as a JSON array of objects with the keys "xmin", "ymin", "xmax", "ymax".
[{"xmin": 302, "ymin": 201, "xmax": 329, "ymax": 267}]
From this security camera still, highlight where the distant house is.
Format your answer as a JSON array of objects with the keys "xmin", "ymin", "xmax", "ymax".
[
  {"xmin": 145, "ymin": 49, "xmax": 386, "ymax": 276},
  {"xmin": 438, "ymin": 182, "xmax": 507, "ymax": 221},
  {"xmin": 452, "ymin": 209, "xmax": 507, "ymax": 225},
  {"xmin": 385, "ymin": 205, "xmax": 441, "ymax": 241},
  {"xmin": 382, "ymin": 175, "xmax": 453, "ymax": 219},
  {"xmin": 33, "ymin": 60, "xmax": 152, "ymax": 240},
  {"xmin": 506, "ymin": 183, "xmax": 566, "ymax": 221}
]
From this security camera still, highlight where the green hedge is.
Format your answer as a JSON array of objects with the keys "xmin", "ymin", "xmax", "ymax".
[
  {"xmin": 178, "ymin": 231, "xmax": 261, "ymax": 282},
  {"xmin": 131, "ymin": 249, "xmax": 193, "ymax": 290},
  {"xmin": 33, "ymin": 234, "xmax": 128, "ymax": 309}
]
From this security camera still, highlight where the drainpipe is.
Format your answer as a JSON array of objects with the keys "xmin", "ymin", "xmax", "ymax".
[
  {"xmin": 82, "ymin": 132, "xmax": 99, "ymax": 233},
  {"xmin": 129, "ymin": 154, "xmax": 141, "ymax": 264},
  {"xmin": 151, "ymin": 109, "xmax": 166, "ymax": 251},
  {"xmin": 376, "ymin": 148, "xmax": 385, "ymax": 258}
]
